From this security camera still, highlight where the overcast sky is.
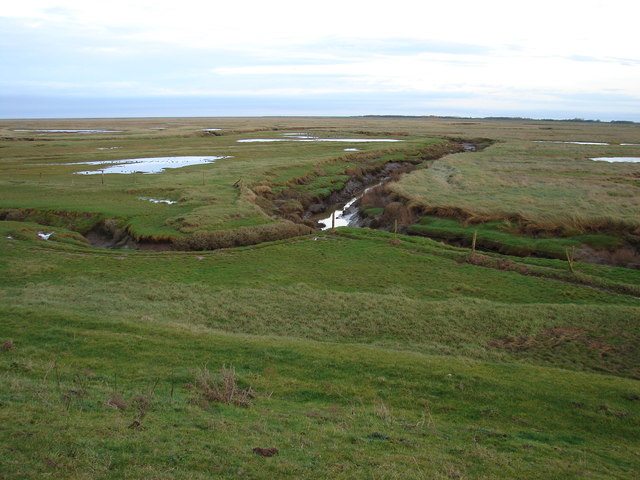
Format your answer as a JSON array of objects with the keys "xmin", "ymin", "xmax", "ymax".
[{"xmin": 2, "ymin": 0, "xmax": 640, "ymax": 119}]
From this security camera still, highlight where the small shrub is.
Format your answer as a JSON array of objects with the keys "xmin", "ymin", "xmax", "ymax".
[{"xmin": 188, "ymin": 366, "xmax": 256, "ymax": 408}]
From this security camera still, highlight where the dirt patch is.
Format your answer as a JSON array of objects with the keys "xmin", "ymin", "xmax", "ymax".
[
  {"xmin": 252, "ymin": 447, "xmax": 279, "ymax": 457},
  {"xmin": 137, "ymin": 240, "xmax": 172, "ymax": 252},
  {"xmin": 488, "ymin": 326, "xmax": 616, "ymax": 357},
  {"xmin": 576, "ymin": 245, "xmax": 640, "ymax": 269}
]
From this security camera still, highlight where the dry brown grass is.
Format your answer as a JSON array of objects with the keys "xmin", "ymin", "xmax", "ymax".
[
  {"xmin": 188, "ymin": 366, "xmax": 257, "ymax": 408},
  {"xmin": 105, "ymin": 394, "xmax": 128, "ymax": 411}
]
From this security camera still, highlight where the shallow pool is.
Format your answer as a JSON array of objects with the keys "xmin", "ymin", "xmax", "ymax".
[
  {"xmin": 590, "ymin": 157, "xmax": 640, "ymax": 163},
  {"xmin": 534, "ymin": 140, "xmax": 609, "ymax": 145},
  {"xmin": 238, "ymin": 137, "xmax": 402, "ymax": 143},
  {"xmin": 14, "ymin": 129, "xmax": 122, "ymax": 133},
  {"xmin": 73, "ymin": 156, "xmax": 229, "ymax": 174}
]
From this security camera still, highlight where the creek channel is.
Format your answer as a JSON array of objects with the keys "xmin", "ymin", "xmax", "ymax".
[
  {"xmin": 310, "ymin": 142, "xmax": 477, "ymax": 231},
  {"xmin": 79, "ymin": 141, "xmax": 477, "ymax": 249}
]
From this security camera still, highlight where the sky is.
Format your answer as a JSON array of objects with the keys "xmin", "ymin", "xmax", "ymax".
[{"xmin": 1, "ymin": 0, "xmax": 640, "ymax": 120}]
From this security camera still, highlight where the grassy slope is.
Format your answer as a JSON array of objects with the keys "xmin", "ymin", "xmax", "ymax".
[{"xmin": 1, "ymin": 224, "xmax": 639, "ymax": 479}]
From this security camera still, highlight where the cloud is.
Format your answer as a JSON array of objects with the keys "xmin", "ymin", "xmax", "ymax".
[{"xmin": 1, "ymin": 1, "xmax": 640, "ymax": 120}]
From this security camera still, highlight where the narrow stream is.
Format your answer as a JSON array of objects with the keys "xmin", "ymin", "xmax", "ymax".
[
  {"xmin": 316, "ymin": 182, "xmax": 382, "ymax": 230},
  {"xmin": 314, "ymin": 142, "xmax": 477, "ymax": 230}
]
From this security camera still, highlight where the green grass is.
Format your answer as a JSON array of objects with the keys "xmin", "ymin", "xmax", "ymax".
[
  {"xmin": 2, "ymin": 308, "xmax": 639, "ymax": 479},
  {"xmin": 1, "ymin": 117, "xmax": 639, "ymax": 479},
  {"xmin": 408, "ymin": 216, "xmax": 624, "ymax": 259},
  {"xmin": 390, "ymin": 138, "xmax": 640, "ymax": 232},
  {"xmin": 0, "ymin": 122, "xmax": 438, "ymax": 240}
]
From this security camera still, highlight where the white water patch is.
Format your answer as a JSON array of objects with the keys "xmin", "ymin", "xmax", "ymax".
[
  {"xmin": 138, "ymin": 197, "xmax": 177, "ymax": 204},
  {"xmin": 199, "ymin": 128, "xmax": 221, "ymax": 131},
  {"xmin": 344, "ymin": 148, "xmax": 360, "ymax": 151},
  {"xmin": 318, "ymin": 182, "xmax": 383, "ymax": 230},
  {"xmin": 73, "ymin": 156, "xmax": 230, "ymax": 175},
  {"xmin": 534, "ymin": 140, "xmax": 609, "ymax": 145},
  {"xmin": 149, "ymin": 127, "xmax": 166, "ymax": 130},
  {"xmin": 590, "ymin": 157, "xmax": 640, "ymax": 163},
  {"xmin": 14, "ymin": 129, "xmax": 122, "ymax": 134},
  {"xmin": 621, "ymin": 143, "xmax": 640, "ymax": 146},
  {"xmin": 37, "ymin": 232, "xmax": 55, "ymax": 240},
  {"xmin": 97, "ymin": 147, "xmax": 121, "ymax": 150}
]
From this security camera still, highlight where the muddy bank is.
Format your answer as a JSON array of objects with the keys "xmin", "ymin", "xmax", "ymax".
[
  {"xmin": 298, "ymin": 141, "xmax": 487, "ymax": 229},
  {"xmin": 306, "ymin": 161, "xmax": 417, "ymax": 228},
  {"xmin": 84, "ymin": 221, "xmax": 174, "ymax": 251}
]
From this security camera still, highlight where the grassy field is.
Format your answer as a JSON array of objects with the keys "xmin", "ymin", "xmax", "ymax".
[
  {"xmin": 390, "ymin": 139, "xmax": 640, "ymax": 229},
  {"xmin": 0, "ymin": 118, "xmax": 447, "ymax": 242},
  {"xmin": 1, "ymin": 117, "xmax": 639, "ymax": 479}
]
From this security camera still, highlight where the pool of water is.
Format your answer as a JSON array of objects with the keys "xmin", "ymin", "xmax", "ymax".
[
  {"xmin": 14, "ymin": 129, "xmax": 122, "ymax": 133},
  {"xmin": 534, "ymin": 141, "xmax": 609, "ymax": 145},
  {"xmin": 73, "ymin": 156, "xmax": 229, "ymax": 175},
  {"xmin": 238, "ymin": 137, "xmax": 402, "ymax": 143},
  {"xmin": 590, "ymin": 157, "xmax": 640, "ymax": 163},
  {"xmin": 138, "ymin": 197, "xmax": 177, "ymax": 204}
]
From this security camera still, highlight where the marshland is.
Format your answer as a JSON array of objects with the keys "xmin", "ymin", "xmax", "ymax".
[{"xmin": 1, "ymin": 116, "xmax": 639, "ymax": 479}]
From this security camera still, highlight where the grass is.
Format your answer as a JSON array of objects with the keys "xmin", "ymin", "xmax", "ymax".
[
  {"xmin": 408, "ymin": 216, "xmax": 624, "ymax": 259},
  {"xmin": 1, "ymin": 117, "xmax": 639, "ymax": 478},
  {"xmin": 0, "ymin": 121, "xmax": 439, "ymax": 241},
  {"xmin": 390, "ymin": 138, "xmax": 640, "ymax": 233},
  {"xmin": 1, "ymin": 274, "xmax": 639, "ymax": 478}
]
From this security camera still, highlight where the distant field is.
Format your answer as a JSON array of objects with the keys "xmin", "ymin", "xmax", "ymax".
[
  {"xmin": 2, "ymin": 117, "xmax": 638, "ymax": 242},
  {"xmin": 1, "ymin": 117, "xmax": 639, "ymax": 479},
  {"xmin": 0, "ymin": 117, "xmax": 441, "ymax": 240}
]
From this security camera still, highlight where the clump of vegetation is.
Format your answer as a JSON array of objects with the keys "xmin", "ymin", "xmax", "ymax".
[{"xmin": 187, "ymin": 366, "xmax": 256, "ymax": 408}]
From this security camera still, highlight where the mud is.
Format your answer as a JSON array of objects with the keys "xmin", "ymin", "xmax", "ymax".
[
  {"xmin": 85, "ymin": 224, "xmax": 173, "ymax": 251},
  {"xmin": 85, "ymin": 229, "xmax": 138, "ymax": 250}
]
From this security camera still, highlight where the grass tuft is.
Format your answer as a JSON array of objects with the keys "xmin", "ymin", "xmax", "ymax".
[{"xmin": 188, "ymin": 366, "xmax": 257, "ymax": 408}]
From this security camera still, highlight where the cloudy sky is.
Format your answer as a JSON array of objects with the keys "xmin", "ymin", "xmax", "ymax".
[{"xmin": 2, "ymin": 0, "xmax": 639, "ymax": 119}]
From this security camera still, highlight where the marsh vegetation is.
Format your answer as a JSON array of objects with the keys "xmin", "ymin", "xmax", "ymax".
[{"xmin": 1, "ymin": 116, "xmax": 639, "ymax": 478}]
